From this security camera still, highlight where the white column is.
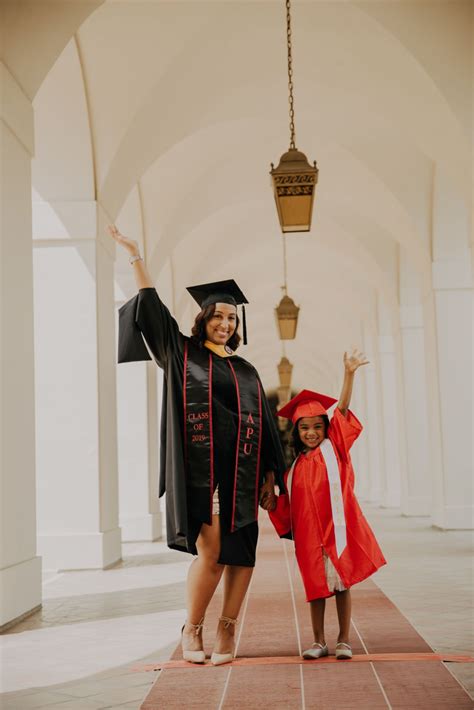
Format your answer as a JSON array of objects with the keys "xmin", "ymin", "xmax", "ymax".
[
  {"xmin": 377, "ymin": 299, "xmax": 406, "ymax": 508},
  {"xmin": 362, "ymin": 324, "xmax": 386, "ymax": 504},
  {"xmin": 422, "ymin": 290, "xmax": 445, "ymax": 527},
  {"xmin": 33, "ymin": 203, "xmax": 122, "ymax": 569},
  {"xmin": 0, "ymin": 63, "xmax": 42, "ymax": 627},
  {"xmin": 117, "ymin": 359, "xmax": 162, "ymax": 541},
  {"xmin": 431, "ymin": 260, "xmax": 473, "ymax": 528},
  {"xmin": 399, "ymin": 255, "xmax": 431, "ymax": 516},
  {"xmin": 429, "ymin": 167, "xmax": 473, "ymax": 529}
]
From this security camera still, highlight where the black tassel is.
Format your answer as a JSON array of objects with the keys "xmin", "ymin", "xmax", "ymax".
[{"xmin": 242, "ymin": 304, "xmax": 248, "ymax": 345}]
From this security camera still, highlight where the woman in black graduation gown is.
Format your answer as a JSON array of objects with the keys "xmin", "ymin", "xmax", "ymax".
[{"xmin": 109, "ymin": 226, "xmax": 285, "ymax": 666}]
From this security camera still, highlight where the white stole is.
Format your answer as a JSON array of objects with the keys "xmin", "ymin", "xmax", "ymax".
[{"xmin": 287, "ymin": 439, "xmax": 347, "ymax": 559}]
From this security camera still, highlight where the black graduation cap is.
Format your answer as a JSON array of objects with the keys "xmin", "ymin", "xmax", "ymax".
[{"xmin": 186, "ymin": 279, "xmax": 249, "ymax": 344}]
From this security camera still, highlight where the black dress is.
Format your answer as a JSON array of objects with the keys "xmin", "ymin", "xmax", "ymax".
[{"xmin": 118, "ymin": 288, "xmax": 286, "ymax": 566}]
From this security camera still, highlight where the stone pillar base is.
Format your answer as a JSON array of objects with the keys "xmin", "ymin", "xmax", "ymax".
[
  {"xmin": 0, "ymin": 556, "xmax": 42, "ymax": 627},
  {"xmin": 401, "ymin": 495, "xmax": 431, "ymax": 517},
  {"xmin": 368, "ymin": 486, "xmax": 383, "ymax": 504},
  {"xmin": 382, "ymin": 490, "xmax": 402, "ymax": 508},
  {"xmin": 120, "ymin": 513, "xmax": 162, "ymax": 542},
  {"xmin": 38, "ymin": 527, "xmax": 121, "ymax": 570},
  {"xmin": 432, "ymin": 505, "xmax": 474, "ymax": 530}
]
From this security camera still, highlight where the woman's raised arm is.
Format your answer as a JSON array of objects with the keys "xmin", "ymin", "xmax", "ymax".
[{"xmin": 108, "ymin": 224, "xmax": 153, "ymax": 290}]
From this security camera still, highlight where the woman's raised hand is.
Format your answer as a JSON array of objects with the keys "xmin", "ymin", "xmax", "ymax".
[
  {"xmin": 343, "ymin": 348, "xmax": 369, "ymax": 374},
  {"xmin": 107, "ymin": 224, "xmax": 140, "ymax": 257}
]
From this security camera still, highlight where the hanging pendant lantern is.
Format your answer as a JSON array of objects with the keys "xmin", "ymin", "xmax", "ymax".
[
  {"xmin": 271, "ymin": 150, "xmax": 318, "ymax": 233},
  {"xmin": 277, "ymin": 356, "xmax": 293, "ymax": 386},
  {"xmin": 275, "ymin": 292, "xmax": 299, "ymax": 339},
  {"xmin": 270, "ymin": 0, "xmax": 318, "ymax": 233},
  {"xmin": 275, "ymin": 234, "xmax": 299, "ymax": 340}
]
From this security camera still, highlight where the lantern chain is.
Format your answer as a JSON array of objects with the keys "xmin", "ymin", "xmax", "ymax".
[{"xmin": 286, "ymin": 0, "xmax": 296, "ymax": 149}]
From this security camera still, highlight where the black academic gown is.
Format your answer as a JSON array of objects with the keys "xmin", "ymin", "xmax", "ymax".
[{"xmin": 118, "ymin": 288, "xmax": 286, "ymax": 563}]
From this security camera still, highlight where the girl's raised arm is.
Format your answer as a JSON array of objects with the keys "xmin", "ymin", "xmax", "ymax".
[
  {"xmin": 108, "ymin": 224, "xmax": 153, "ymax": 290},
  {"xmin": 337, "ymin": 349, "xmax": 369, "ymax": 415}
]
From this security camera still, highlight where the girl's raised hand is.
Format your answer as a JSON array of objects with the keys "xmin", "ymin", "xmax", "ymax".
[
  {"xmin": 107, "ymin": 224, "xmax": 140, "ymax": 257},
  {"xmin": 344, "ymin": 348, "xmax": 369, "ymax": 373}
]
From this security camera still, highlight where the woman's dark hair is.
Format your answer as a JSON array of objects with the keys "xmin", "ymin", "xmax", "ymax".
[
  {"xmin": 191, "ymin": 303, "xmax": 241, "ymax": 350},
  {"xmin": 290, "ymin": 415, "xmax": 330, "ymax": 455}
]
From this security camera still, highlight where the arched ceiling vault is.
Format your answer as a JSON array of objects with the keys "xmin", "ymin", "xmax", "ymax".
[
  {"xmin": 170, "ymin": 213, "xmax": 397, "ymax": 325},
  {"xmin": 16, "ymin": 0, "xmax": 471, "ymax": 391},
  {"xmin": 356, "ymin": 0, "xmax": 472, "ymax": 141},
  {"xmin": 30, "ymin": 1, "xmax": 470, "ymax": 267},
  {"xmin": 1, "ymin": 0, "xmax": 104, "ymax": 100},
  {"xmin": 87, "ymin": 2, "xmax": 469, "ymax": 220},
  {"xmin": 141, "ymin": 124, "xmax": 430, "ymax": 280}
]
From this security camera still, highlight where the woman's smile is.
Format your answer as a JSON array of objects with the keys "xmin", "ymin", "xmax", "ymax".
[{"xmin": 205, "ymin": 303, "xmax": 237, "ymax": 345}]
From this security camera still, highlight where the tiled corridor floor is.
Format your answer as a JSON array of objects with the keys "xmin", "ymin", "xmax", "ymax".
[{"xmin": 1, "ymin": 506, "xmax": 472, "ymax": 709}]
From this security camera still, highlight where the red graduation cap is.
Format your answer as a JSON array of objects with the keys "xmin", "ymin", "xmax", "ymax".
[{"xmin": 277, "ymin": 389, "xmax": 338, "ymax": 423}]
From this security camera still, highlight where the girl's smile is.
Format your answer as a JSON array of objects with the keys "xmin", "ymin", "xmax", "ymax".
[{"xmin": 298, "ymin": 416, "xmax": 326, "ymax": 450}]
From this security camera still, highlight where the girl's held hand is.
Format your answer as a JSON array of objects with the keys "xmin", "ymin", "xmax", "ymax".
[
  {"xmin": 344, "ymin": 349, "xmax": 369, "ymax": 374},
  {"xmin": 259, "ymin": 480, "xmax": 277, "ymax": 512},
  {"xmin": 107, "ymin": 224, "xmax": 140, "ymax": 257},
  {"xmin": 260, "ymin": 492, "xmax": 277, "ymax": 512}
]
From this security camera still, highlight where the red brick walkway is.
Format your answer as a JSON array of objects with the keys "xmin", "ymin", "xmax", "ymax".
[{"xmin": 141, "ymin": 519, "xmax": 473, "ymax": 709}]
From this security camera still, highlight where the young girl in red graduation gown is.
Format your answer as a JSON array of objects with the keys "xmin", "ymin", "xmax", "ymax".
[{"xmin": 269, "ymin": 350, "xmax": 386, "ymax": 660}]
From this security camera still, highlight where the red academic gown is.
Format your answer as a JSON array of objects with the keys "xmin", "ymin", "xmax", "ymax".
[{"xmin": 269, "ymin": 408, "xmax": 386, "ymax": 601}]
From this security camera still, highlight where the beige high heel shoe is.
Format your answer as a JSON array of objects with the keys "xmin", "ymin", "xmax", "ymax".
[
  {"xmin": 210, "ymin": 616, "xmax": 238, "ymax": 666},
  {"xmin": 181, "ymin": 618, "xmax": 206, "ymax": 664}
]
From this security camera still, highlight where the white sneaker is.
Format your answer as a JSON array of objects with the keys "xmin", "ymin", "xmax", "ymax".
[{"xmin": 302, "ymin": 642, "xmax": 328, "ymax": 660}]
